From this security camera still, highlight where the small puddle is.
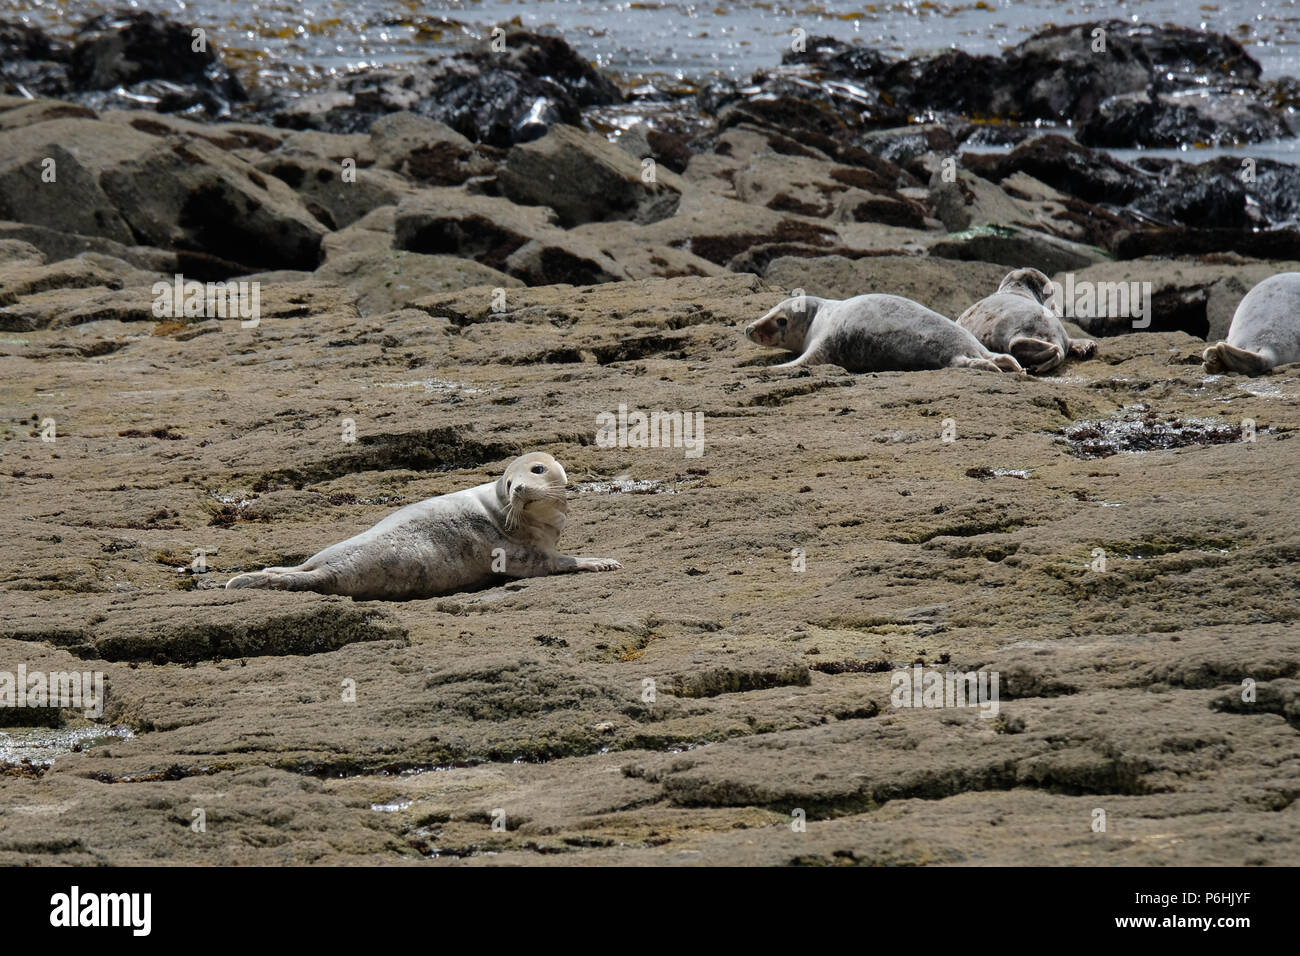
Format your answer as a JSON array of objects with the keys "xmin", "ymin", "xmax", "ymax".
[
  {"xmin": 966, "ymin": 467, "xmax": 1032, "ymax": 480},
  {"xmin": 574, "ymin": 478, "xmax": 675, "ymax": 495},
  {"xmin": 370, "ymin": 798, "xmax": 413, "ymax": 813},
  {"xmin": 374, "ymin": 378, "xmax": 485, "ymax": 394},
  {"xmin": 1064, "ymin": 413, "xmax": 1243, "ymax": 458},
  {"xmin": 0, "ymin": 724, "xmax": 134, "ymax": 767}
]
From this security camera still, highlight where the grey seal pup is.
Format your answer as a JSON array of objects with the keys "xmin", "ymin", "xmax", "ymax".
[
  {"xmin": 1203, "ymin": 272, "xmax": 1300, "ymax": 375},
  {"xmin": 745, "ymin": 293, "xmax": 1024, "ymax": 373},
  {"xmin": 957, "ymin": 268, "xmax": 1097, "ymax": 374},
  {"xmin": 225, "ymin": 452, "xmax": 621, "ymax": 600}
]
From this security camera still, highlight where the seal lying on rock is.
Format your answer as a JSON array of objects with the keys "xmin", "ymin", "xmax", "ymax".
[
  {"xmin": 225, "ymin": 452, "xmax": 621, "ymax": 600},
  {"xmin": 746, "ymin": 294, "xmax": 1024, "ymax": 373},
  {"xmin": 1203, "ymin": 272, "xmax": 1300, "ymax": 375},
  {"xmin": 957, "ymin": 268, "xmax": 1098, "ymax": 374}
]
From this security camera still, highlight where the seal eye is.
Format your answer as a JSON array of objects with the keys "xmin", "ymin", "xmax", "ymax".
[
  {"xmin": 530, "ymin": 464, "xmax": 546, "ymax": 474},
  {"xmin": 776, "ymin": 317, "xmax": 787, "ymax": 328}
]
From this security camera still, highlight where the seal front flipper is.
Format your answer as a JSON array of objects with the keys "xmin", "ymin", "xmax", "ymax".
[
  {"xmin": 504, "ymin": 551, "xmax": 622, "ymax": 577},
  {"xmin": 567, "ymin": 556, "xmax": 622, "ymax": 572},
  {"xmin": 1067, "ymin": 337, "xmax": 1098, "ymax": 358},
  {"xmin": 226, "ymin": 568, "xmax": 335, "ymax": 591}
]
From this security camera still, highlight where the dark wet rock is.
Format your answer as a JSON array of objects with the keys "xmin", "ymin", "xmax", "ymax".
[
  {"xmin": 961, "ymin": 134, "xmax": 1145, "ymax": 207},
  {"xmin": 963, "ymin": 134, "xmax": 1299, "ymax": 233},
  {"xmin": 1127, "ymin": 157, "xmax": 1252, "ymax": 230},
  {"xmin": 877, "ymin": 26, "xmax": 1150, "ymax": 124},
  {"xmin": 62, "ymin": 10, "xmax": 245, "ymax": 119},
  {"xmin": 782, "ymin": 35, "xmax": 893, "ymax": 78},
  {"xmin": 1114, "ymin": 227, "xmax": 1300, "ymax": 261},
  {"xmin": 0, "ymin": 21, "xmax": 71, "ymax": 98},
  {"xmin": 1112, "ymin": 20, "xmax": 1262, "ymax": 87},
  {"xmin": 1129, "ymin": 155, "xmax": 1300, "ymax": 230},
  {"xmin": 1079, "ymin": 90, "xmax": 1293, "ymax": 149},
  {"xmin": 767, "ymin": 21, "xmax": 1280, "ymax": 149},
  {"xmin": 498, "ymin": 125, "xmax": 682, "ymax": 228},
  {"xmin": 716, "ymin": 84, "xmax": 908, "ymax": 156},
  {"xmin": 271, "ymin": 31, "xmax": 621, "ymax": 147},
  {"xmin": 1064, "ymin": 413, "xmax": 1242, "ymax": 458},
  {"xmin": 860, "ymin": 124, "xmax": 958, "ymax": 172}
]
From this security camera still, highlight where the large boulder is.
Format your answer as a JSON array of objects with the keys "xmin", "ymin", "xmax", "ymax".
[
  {"xmin": 0, "ymin": 118, "xmax": 326, "ymax": 272},
  {"xmin": 927, "ymin": 224, "xmax": 1110, "ymax": 275},
  {"xmin": 1078, "ymin": 90, "xmax": 1293, "ymax": 148},
  {"xmin": 961, "ymin": 134, "xmax": 1145, "ymax": 206},
  {"xmin": 393, "ymin": 190, "xmax": 627, "ymax": 286},
  {"xmin": 255, "ymin": 152, "xmax": 414, "ymax": 229},
  {"xmin": 67, "ymin": 10, "xmax": 246, "ymax": 118},
  {"xmin": 368, "ymin": 112, "xmax": 497, "ymax": 186},
  {"xmin": 0, "ymin": 21, "xmax": 70, "ymax": 97},
  {"xmin": 497, "ymin": 124, "xmax": 682, "ymax": 228}
]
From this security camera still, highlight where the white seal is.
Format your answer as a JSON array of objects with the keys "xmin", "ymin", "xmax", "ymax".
[
  {"xmin": 745, "ymin": 293, "xmax": 1024, "ymax": 373},
  {"xmin": 1203, "ymin": 272, "xmax": 1300, "ymax": 375},
  {"xmin": 225, "ymin": 452, "xmax": 621, "ymax": 600},
  {"xmin": 957, "ymin": 268, "xmax": 1097, "ymax": 374}
]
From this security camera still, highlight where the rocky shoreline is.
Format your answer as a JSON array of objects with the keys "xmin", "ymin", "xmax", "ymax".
[{"xmin": 1, "ymin": 11, "xmax": 1298, "ymax": 865}]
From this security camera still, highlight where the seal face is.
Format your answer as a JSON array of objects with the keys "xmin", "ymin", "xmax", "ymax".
[
  {"xmin": 745, "ymin": 293, "xmax": 1024, "ymax": 373},
  {"xmin": 957, "ymin": 268, "xmax": 1098, "ymax": 374},
  {"xmin": 1203, "ymin": 272, "xmax": 1300, "ymax": 375},
  {"xmin": 225, "ymin": 452, "xmax": 621, "ymax": 600}
]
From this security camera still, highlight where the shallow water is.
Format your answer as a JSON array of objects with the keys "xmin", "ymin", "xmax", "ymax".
[
  {"xmin": 10, "ymin": 0, "xmax": 1296, "ymax": 88},
  {"xmin": 0, "ymin": 724, "xmax": 134, "ymax": 766}
]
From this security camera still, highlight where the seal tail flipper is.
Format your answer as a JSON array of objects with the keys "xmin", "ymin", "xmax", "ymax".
[
  {"xmin": 226, "ymin": 570, "xmax": 273, "ymax": 589},
  {"xmin": 1067, "ymin": 337, "xmax": 1098, "ymax": 359},
  {"xmin": 1007, "ymin": 336, "xmax": 1065, "ymax": 374},
  {"xmin": 1203, "ymin": 342, "xmax": 1273, "ymax": 375},
  {"xmin": 771, "ymin": 345, "xmax": 825, "ymax": 369}
]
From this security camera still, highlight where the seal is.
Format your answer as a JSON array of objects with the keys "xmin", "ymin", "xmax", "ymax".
[
  {"xmin": 745, "ymin": 293, "xmax": 1024, "ymax": 373},
  {"xmin": 1203, "ymin": 272, "xmax": 1300, "ymax": 375},
  {"xmin": 225, "ymin": 452, "xmax": 621, "ymax": 600},
  {"xmin": 957, "ymin": 268, "xmax": 1097, "ymax": 374}
]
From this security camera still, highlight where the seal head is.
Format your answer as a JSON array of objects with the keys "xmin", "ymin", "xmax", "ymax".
[
  {"xmin": 997, "ymin": 267, "xmax": 1054, "ymax": 306},
  {"xmin": 744, "ymin": 295, "xmax": 822, "ymax": 353},
  {"xmin": 498, "ymin": 451, "xmax": 569, "ymax": 535}
]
